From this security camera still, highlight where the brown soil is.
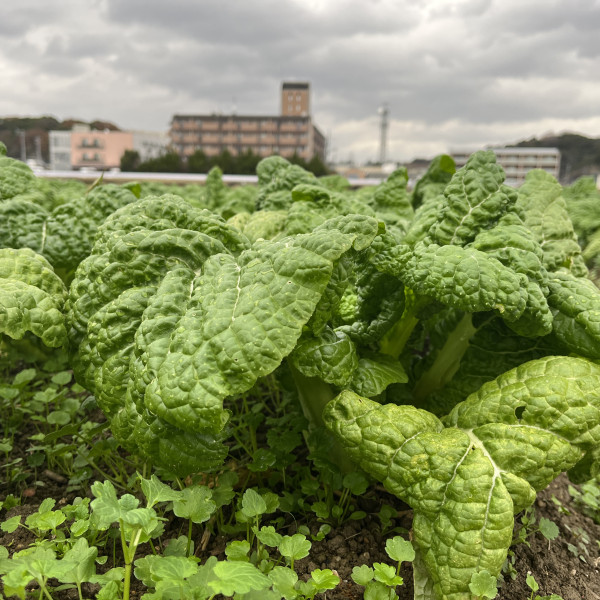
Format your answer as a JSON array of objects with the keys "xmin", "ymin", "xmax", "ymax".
[{"xmin": 1, "ymin": 464, "xmax": 599, "ymax": 599}]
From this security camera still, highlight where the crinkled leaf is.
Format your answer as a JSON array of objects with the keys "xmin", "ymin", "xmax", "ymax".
[
  {"xmin": 471, "ymin": 214, "xmax": 552, "ymax": 337},
  {"xmin": 0, "ymin": 155, "xmax": 35, "ymax": 200},
  {"xmin": 429, "ymin": 151, "xmax": 517, "ymax": 247},
  {"xmin": 378, "ymin": 242, "xmax": 528, "ymax": 321},
  {"xmin": 290, "ymin": 328, "xmax": 358, "ymax": 387},
  {"xmin": 412, "ymin": 154, "xmax": 456, "ymax": 210},
  {"xmin": 324, "ymin": 356, "xmax": 600, "ymax": 600},
  {"xmin": 517, "ymin": 170, "xmax": 587, "ymax": 276},
  {"xmin": 0, "ymin": 248, "xmax": 67, "ymax": 347},
  {"xmin": 350, "ymin": 352, "xmax": 408, "ymax": 398},
  {"xmin": 0, "ymin": 184, "xmax": 137, "ymax": 272},
  {"xmin": 240, "ymin": 210, "xmax": 287, "ymax": 243},
  {"xmin": 69, "ymin": 194, "xmax": 379, "ymax": 475},
  {"xmin": 546, "ymin": 270, "xmax": 600, "ymax": 359}
]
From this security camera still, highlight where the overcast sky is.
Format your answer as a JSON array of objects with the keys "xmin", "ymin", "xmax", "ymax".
[{"xmin": 1, "ymin": 0, "xmax": 600, "ymax": 163}]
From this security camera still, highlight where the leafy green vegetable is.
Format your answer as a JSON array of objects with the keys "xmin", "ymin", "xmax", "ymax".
[
  {"xmin": 323, "ymin": 356, "xmax": 600, "ymax": 600},
  {"xmin": 68, "ymin": 194, "xmax": 380, "ymax": 475},
  {"xmin": 0, "ymin": 247, "xmax": 67, "ymax": 347}
]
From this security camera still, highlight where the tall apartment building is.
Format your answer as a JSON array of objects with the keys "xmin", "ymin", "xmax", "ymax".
[
  {"xmin": 452, "ymin": 147, "xmax": 561, "ymax": 187},
  {"xmin": 170, "ymin": 82, "xmax": 326, "ymax": 163}
]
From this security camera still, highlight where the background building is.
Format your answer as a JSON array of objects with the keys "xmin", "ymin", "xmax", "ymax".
[
  {"xmin": 170, "ymin": 82, "xmax": 326, "ymax": 162},
  {"xmin": 48, "ymin": 131, "xmax": 72, "ymax": 170},
  {"xmin": 48, "ymin": 126, "xmax": 168, "ymax": 170},
  {"xmin": 452, "ymin": 147, "xmax": 561, "ymax": 187}
]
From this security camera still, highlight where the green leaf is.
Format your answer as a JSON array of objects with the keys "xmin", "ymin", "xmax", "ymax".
[
  {"xmin": 70, "ymin": 519, "xmax": 89, "ymax": 537},
  {"xmin": 255, "ymin": 525, "xmax": 283, "ymax": 548},
  {"xmin": 365, "ymin": 580, "xmax": 398, "ymax": 600},
  {"xmin": 1, "ymin": 515, "xmax": 21, "ymax": 533},
  {"xmin": 310, "ymin": 501, "xmax": 330, "ymax": 519},
  {"xmin": 225, "ymin": 540, "xmax": 251, "ymax": 561},
  {"xmin": 279, "ymin": 533, "xmax": 311, "ymax": 562},
  {"xmin": 342, "ymin": 472, "xmax": 369, "ymax": 495},
  {"xmin": 290, "ymin": 328, "xmax": 358, "ymax": 387},
  {"xmin": 546, "ymin": 271, "xmax": 600, "ymax": 359},
  {"xmin": 140, "ymin": 474, "xmax": 182, "ymax": 508},
  {"xmin": 90, "ymin": 480, "xmax": 121, "ymax": 528},
  {"xmin": 150, "ymin": 555, "xmax": 198, "ymax": 582},
  {"xmin": 51, "ymin": 371, "xmax": 72, "ymax": 385},
  {"xmin": 59, "ymin": 538, "xmax": 98, "ymax": 585},
  {"xmin": 241, "ymin": 488, "xmax": 267, "ymax": 519},
  {"xmin": 68, "ymin": 195, "xmax": 379, "ymax": 475},
  {"xmin": 350, "ymin": 352, "xmax": 408, "ymax": 398},
  {"xmin": 268, "ymin": 565, "xmax": 299, "ymax": 600},
  {"xmin": 526, "ymin": 572, "xmax": 539, "ymax": 593},
  {"xmin": 517, "ymin": 170, "xmax": 586, "ymax": 276},
  {"xmin": 209, "ymin": 560, "xmax": 271, "ymax": 596},
  {"xmin": 385, "ymin": 536, "xmax": 415, "ymax": 564},
  {"xmin": 308, "ymin": 568, "xmax": 340, "ymax": 591},
  {"xmin": 13, "ymin": 368, "xmax": 37, "ymax": 386},
  {"xmin": 163, "ymin": 536, "xmax": 190, "ymax": 557},
  {"xmin": 25, "ymin": 509, "xmax": 66, "ymax": 532},
  {"xmin": 47, "ymin": 410, "xmax": 71, "ymax": 425},
  {"xmin": 172, "ymin": 485, "xmax": 215, "ymax": 524},
  {"xmin": 373, "ymin": 562, "xmax": 403, "ymax": 586},
  {"xmin": 468, "ymin": 569, "xmax": 498, "ymax": 599},
  {"xmin": 379, "ymin": 241, "xmax": 528, "ymax": 322},
  {"xmin": 429, "ymin": 150, "xmax": 517, "ymax": 247},
  {"xmin": 351, "ymin": 564, "xmax": 375, "ymax": 586},
  {"xmin": 538, "ymin": 518, "xmax": 560, "ymax": 541}
]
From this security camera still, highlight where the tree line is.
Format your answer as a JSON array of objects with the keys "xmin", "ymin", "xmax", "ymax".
[{"xmin": 120, "ymin": 148, "xmax": 330, "ymax": 177}]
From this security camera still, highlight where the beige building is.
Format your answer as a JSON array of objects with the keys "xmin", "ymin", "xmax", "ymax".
[
  {"xmin": 452, "ymin": 147, "xmax": 561, "ymax": 187},
  {"xmin": 48, "ymin": 126, "xmax": 169, "ymax": 170},
  {"xmin": 170, "ymin": 82, "xmax": 326, "ymax": 162},
  {"xmin": 71, "ymin": 128, "xmax": 133, "ymax": 170}
]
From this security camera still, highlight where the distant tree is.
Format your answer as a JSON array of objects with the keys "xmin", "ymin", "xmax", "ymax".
[
  {"xmin": 236, "ymin": 149, "xmax": 262, "ymax": 175},
  {"xmin": 187, "ymin": 149, "xmax": 209, "ymax": 173},
  {"xmin": 209, "ymin": 149, "xmax": 235, "ymax": 174},
  {"xmin": 120, "ymin": 149, "xmax": 141, "ymax": 171},
  {"xmin": 307, "ymin": 154, "xmax": 329, "ymax": 177},
  {"xmin": 288, "ymin": 152, "xmax": 330, "ymax": 177},
  {"xmin": 138, "ymin": 151, "xmax": 183, "ymax": 172}
]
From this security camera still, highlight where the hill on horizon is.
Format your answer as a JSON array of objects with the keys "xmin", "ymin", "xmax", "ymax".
[{"xmin": 514, "ymin": 132, "xmax": 600, "ymax": 183}]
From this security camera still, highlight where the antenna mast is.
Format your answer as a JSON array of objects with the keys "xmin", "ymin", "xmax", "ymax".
[{"xmin": 378, "ymin": 103, "xmax": 389, "ymax": 164}]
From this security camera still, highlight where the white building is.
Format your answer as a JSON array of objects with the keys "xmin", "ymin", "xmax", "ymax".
[
  {"xmin": 48, "ymin": 131, "xmax": 72, "ymax": 170},
  {"xmin": 132, "ymin": 131, "xmax": 170, "ymax": 162},
  {"xmin": 452, "ymin": 147, "xmax": 561, "ymax": 187}
]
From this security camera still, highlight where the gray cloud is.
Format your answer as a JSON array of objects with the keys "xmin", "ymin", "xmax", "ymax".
[{"xmin": 0, "ymin": 0, "xmax": 599, "ymax": 162}]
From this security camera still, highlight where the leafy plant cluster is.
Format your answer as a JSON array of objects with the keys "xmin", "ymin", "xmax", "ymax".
[{"xmin": 2, "ymin": 140, "xmax": 599, "ymax": 599}]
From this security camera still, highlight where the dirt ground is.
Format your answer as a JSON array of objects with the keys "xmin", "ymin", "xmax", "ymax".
[{"xmin": 1, "ymin": 469, "xmax": 599, "ymax": 599}]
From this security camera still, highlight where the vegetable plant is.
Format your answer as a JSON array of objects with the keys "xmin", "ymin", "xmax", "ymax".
[{"xmin": 2, "ymin": 150, "xmax": 600, "ymax": 600}]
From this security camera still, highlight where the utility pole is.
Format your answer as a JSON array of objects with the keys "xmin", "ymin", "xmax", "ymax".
[
  {"xmin": 378, "ymin": 103, "xmax": 389, "ymax": 164},
  {"xmin": 17, "ymin": 129, "xmax": 26, "ymax": 162},
  {"xmin": 35, "ymin": 136, "xmax": 43, "ymax": 164}
]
